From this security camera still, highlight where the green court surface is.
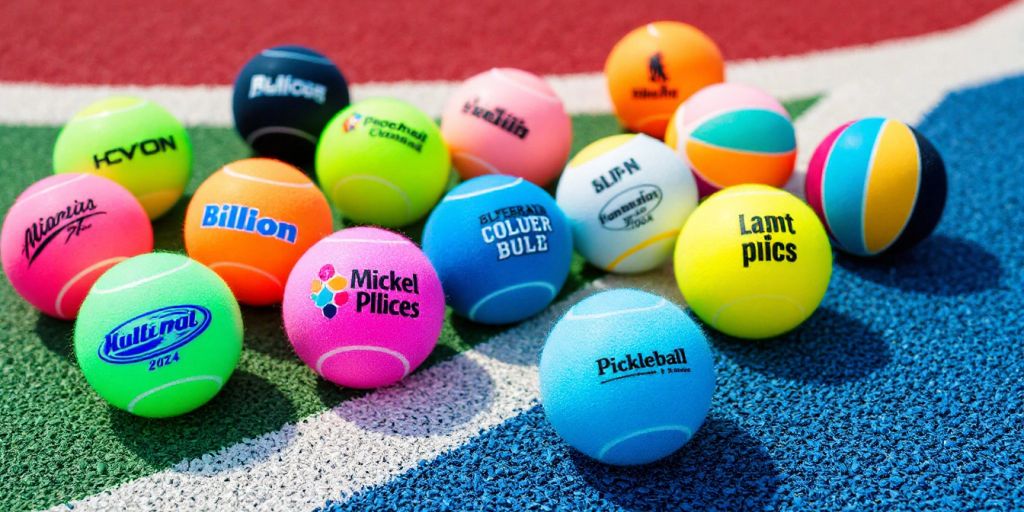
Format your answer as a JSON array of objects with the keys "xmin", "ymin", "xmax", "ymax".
[{"xmin": 0, "ymin": 100, "xmax": 816, "ymax": 510}]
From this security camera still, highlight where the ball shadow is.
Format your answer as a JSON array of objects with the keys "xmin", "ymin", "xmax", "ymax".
[
  {"xmin": 324, "ymin": 354, "xmax": 495, "ymax": 437},
  {"xmin": 108, "ymin": 369, "xmax": 297, "ymax": 472},
  {"xmin": 572, "ymin": 416, "xmax": 780, "ymax": 510},
  {"xmin": 34, "ymin": 312, "xmax": 74, "ymax": 362},
  {"xmin": 711, "ymin": 306, "xmax": 890, "ymax": 384},
  {"xmin": 239, "ymin": 305, "xmax": 300, "ymax": 362},
  {"xmin": 837, "ymin": 235, "xmax": 1002, "ymax": 296}
]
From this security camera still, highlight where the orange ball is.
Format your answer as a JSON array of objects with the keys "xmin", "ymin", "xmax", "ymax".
[
  {"xmin": 605, "ymin": 21, "xmax": 725, "ymax": 139},
  {"xmin": 184, "ymin": 158, "xmax": 333, "ymax": 305}
]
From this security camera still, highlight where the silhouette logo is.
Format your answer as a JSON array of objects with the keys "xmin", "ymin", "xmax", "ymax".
[{"xmin": 649, "ymin": 52, "xmax": 668, "ymax": 82}]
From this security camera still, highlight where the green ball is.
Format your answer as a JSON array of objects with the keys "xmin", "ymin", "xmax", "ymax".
[
  {"xmin": 74, "ymin": 253, "xmax": 242, "ymax": 418},
  {"xmin": 316, "ymin": 98, "xmax": 451, "ymax": 227},
  {"xmin": 53, "ymin": 96, "xmax": 193, "ymax": 220}
]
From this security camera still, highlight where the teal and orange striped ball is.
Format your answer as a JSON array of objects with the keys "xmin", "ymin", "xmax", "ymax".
[
  {"xmin": 666, "ymin": 83, "xmax": 796, "ymax": 196},
  {"xmin": 805, "ymin": 118, "xmax": 947, "ymax": 257}
]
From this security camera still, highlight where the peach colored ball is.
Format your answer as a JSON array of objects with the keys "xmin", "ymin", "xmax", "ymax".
[
  {"xmin": 1, "ymin": 174, "xmax": 152, "ymax": 319},
  {"xmin": 282, "ymin": 227, "xmax": 445, "ymax": 389},
  {"xmin": 441, "ymin": 68, "xmax": 572, "ymax": 187}
]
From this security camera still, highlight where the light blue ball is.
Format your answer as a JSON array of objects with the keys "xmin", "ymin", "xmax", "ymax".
[
  {"xmin": 423, "ymin": 175, "xmax": 573, "ymax": 324},
  {"xmin": 539, "ymin": 289, "xmax": 715, "ymax": 465}
]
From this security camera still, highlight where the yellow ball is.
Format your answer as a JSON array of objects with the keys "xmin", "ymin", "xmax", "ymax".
[{"xmin": 673, "ymin": 185, "xmax": 832, "ymax": 339}]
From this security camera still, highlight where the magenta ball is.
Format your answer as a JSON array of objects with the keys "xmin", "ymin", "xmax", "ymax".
[
  {"xmin": 1, "ymin": 174, "xmax": 152, "ymax": 319},
  {"xmin": 441, "ymin": 68, "xmax": 572, "ymax": 187},
  {"xmin": 282, "ymin": 226, "xmax": 445, "ymax": 388}
]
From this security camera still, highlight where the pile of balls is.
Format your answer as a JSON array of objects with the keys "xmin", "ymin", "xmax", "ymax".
[{"xmin": 1, "ymin": 23, "xmax": 947, "ymax": 466}]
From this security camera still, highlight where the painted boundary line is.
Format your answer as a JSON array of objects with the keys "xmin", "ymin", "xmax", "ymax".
[
  {"xmin": 44, "ymin": 2, "xmax": 1024, "ymax": 510},
  {"xmin": 5, "ymin": 0, "xmax": 1024, "ymax": 129}
]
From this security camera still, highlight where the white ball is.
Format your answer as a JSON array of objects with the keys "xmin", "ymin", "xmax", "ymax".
[{"xmin": 556, "ymin": 133, "xmax": 698, "ymax": 273}]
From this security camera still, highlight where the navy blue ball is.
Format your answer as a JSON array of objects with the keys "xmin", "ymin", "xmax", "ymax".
[
  {"xmin": 232, "ymin": 45, "xmax": 350, "ymax": 169},
  {"xmin": 423, "ymin": 175, "xmax": 573, "ymax": 325}
]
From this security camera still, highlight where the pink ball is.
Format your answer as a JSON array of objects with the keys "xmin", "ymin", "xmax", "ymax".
[
  {"xmin": 1, "ymin": 174, "xmax": 153, "ymax": 319},
  {"xmin": 441, "ymin": 68, "xmax": 572, "ymax": 187},
  {"xmin": 282, "ymin": 226, "xmax": 445, "ymax": 389}
]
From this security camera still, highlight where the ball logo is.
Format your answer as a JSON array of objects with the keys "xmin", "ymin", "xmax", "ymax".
[
  {"xmin": 591, "ymin": 157, "xmax": 642, "ymax": 194},
  {"xmin": 200, "ymin": 203, "xmax": 298, "ymax": 244},
  {"xmin": 596, "ymin": 348, "xmax": 689, "ymax": 384},
  {"xmin": 310, "ymin": 264, "xmax": 421, "ymax": 319},
  {"xmin": 248, "ymin": 74, "xmax": 327, "ymax": 104},
  {"xmin": 342, "ymin": 113, "xmax": 364, "ymax": 133},
  {"xmin": 99, "ymin": 305, "xmax": 211, "ymax": 364},
  {"xmin": 22, "ymin": 198, "xmax": 106, "ymax": 266},
  {"xmin": 738, "ymin": 213, "xmax": 798, "ymax": 267},
  {"xmin": 478, "ymin": 204, "xmax": 553, "ymax": 261},
  {"xmin": 93, "ymin": 136, "xmax": 178, "ymax": 169},
  {"xmin": 599, "ymin": 184, "xmax": 663, "ymax": 231},
  {"xmin": 310, "ymin": 264, "xmax": 350, "ymax": 319},
  {"xmin": 633, "ymin": 52, "xmax": 677, "ymax": 99},
  {"xmin": 461, "ymin": 97, "xmax": 529, "ymax": 140}
]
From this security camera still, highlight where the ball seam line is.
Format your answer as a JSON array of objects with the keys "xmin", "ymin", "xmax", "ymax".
[
  {"xmin": 445, "ymin": 178, "xmax": 523, "ymax": 201},
  {"xmin": 323, "ymin": 238, "xmax": 411, "ymax": 246},
  {"xmin": 331, "ymin": 175, "xmax": 413, "ymax": 217},
  {"xmin": 245, "ymin": 126, "xmax": 317, "ymax": 145},
  {"xmin": 222, "ymin": 166, "xmax": 315, "ymax": 188},
  {"xmin": 260, "ymin": 49, "xmax": 336, "ymax": 66},
  {"xmin": 54, "ymin": 256, "xmax": 128, "ymax": 318},
  {"xmin": 597, "ymin": 424, "xmax": 693, "ymax": 461},
  {"xmin": 315, "ymin": 345, "xmax": 411, "ymax": 377},
  {"xmin": 17, "ymin": 174, "xmax": 90, "ymax": 204},
  {"xmin": 858, "ymin": 120, "xmax": 887, "ymax": 255},
  {"xmin": 488, "ymin": 68, "xmax": 561, "ymax": 104},
  {"xmin": 685, "ymin": 136, "xmax": 797, "ymax": 156},
  {"xmin": 818, "ymin": 122, "xmax": 853, "ymax": 248},
  {"xmin": 565, "ymin": 298, "xmax": 668, "ymax": 320},
  {"xmin": 92, "ymin": 259, "xmax": 192, "ymax": 294},
  {"xmin": 127, "ymin": 374, "xmax": 224, "ymax": 413},
  {"xmin": 208, "ymin": 261, "xmax": 283, "ymax": 289},
  {"xmin": 468, "ymin": 281, "xmax": 556, "ymax": 321},
  {"xmin": 67, "ymin": 100, "xmax": 149, "ymax": 123},
  {"xmin": 606, "ymin": 229, "xmax": 680, "ymax": 271}
]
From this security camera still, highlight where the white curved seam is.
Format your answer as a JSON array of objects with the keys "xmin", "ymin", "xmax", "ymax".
[
  {"xmin": 566, "ymin": 298, "xmax": 668, "ymax": 320},
  {"xmin": 489, "ymin": 68, "xmax": 561, "ymax": 103},
  {"xmin": 208, "ymin": 262, "xmax": 283, "ymax": 289},
  {"xmin": 92, "ymin": 259, "xmax": 192, "ymax": 294},
  {"xmin": 453, "ymin": 152, "xmax": 502, "ymax": 175},
  {"xmin": 598, "ymin": 425, "xmax": 693, "ymax": 460},
  {"xmin": 246, "ymin": 126, "xmax": 317, "ymax": 145},
  {"xmin": 17, "ymin": 174, "xmax": 90, "ymax": 204},
  {"xmin": 445, "ymin": 177, "xmax": 523, "ymax": 201},
  {"xmin": 67, "ymin": 100, "xmax": 149, "ymax": 123},
  {"xmin": 222, "ymin": 166, "xmax": 314, "ymax": 188},
  {"xmin": 332, "ymin": 175, "xmax": 412, "ymax": 216},
  {"xmin": 316, "ymin": 345, "xmax": 411, "ymax": 377},
  {"xmin": 324, "ymin": 238, "xmax": 411, "ymax": 246},
  {"xmin": 469, "ymin": 281, "xmax": 556, "ymax": 320},
  {"xmin": 54, "ymin": 256, "xmax": 128, "ymax": 318},
  {"xmin": 127, "ymin": 375, "xmax": 223, "ymax": 413},
  {"xmin": 260, "ymin": 50, "xmax": 335, "ymax": 66}
]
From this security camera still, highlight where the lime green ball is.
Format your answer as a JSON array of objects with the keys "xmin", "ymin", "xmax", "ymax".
[
  {"xmin": 316, "ymin": 98, "xmax": 451, "ymax": 227},
  {"xmin": 74, "ymin": 253, "xmax": 242, "ymax": 418},
  {"xmin": 53, "ymin": 96, "xmax": 193, "ymax": 220}
]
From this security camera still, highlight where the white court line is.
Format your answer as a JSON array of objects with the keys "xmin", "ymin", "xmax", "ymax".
[
  {"xmin": 6, "ymin": 1, "xmax": 1024, "ymax": 127},
  {"xmin": 47, "ymin": 2, "xmax": 1024, "ymax": 510}
]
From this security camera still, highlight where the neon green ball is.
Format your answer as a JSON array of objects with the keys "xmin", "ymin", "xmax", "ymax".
[
  {"xmin": 316, "ymin": 98, "xmax": 451, "ymax": 227},
  {"xmin": 74, "ymin": 253, "xmax": 242, "ymax": 418},
  {"xmin": 53, "ymin": 96, "xmax": 193, "ymax": 220}
]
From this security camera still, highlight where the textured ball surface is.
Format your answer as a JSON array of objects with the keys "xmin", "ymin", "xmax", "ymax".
[
  {"xmin": 441, "ymin": 68, "xmax": 572, "ymax": 186},
  {"xmin": 605, "ymin": 21, "xmax": 724, "ymax": 138},
  {"xmin": 423, "ymin": 175, "xmax": 572, "ymax": 324},
  {"xmin": 283, "ymin": 227, "xmax": 445, "ymax": 388},
  {"xmin": 540, "ymin": 289, "xmax": 715, "ymax": 466},
  {"xmin": 1, "ymin": 174, "xmax": 152, "ymax": 319},
  {"xmin": 674, "ymin": 185, "xmax": 833, "ymax": 339},
  {"xmin": 316, "ymin": 98, "xmax": 450, "ymax": 227},
  {"xmin": 184, "ymin": 158, "xmax": 334, "ymax": 306},
  {"xmin": 74, "ymin": 253, "xmax": 243, "ymax": 418},
  {"xmin": 53, "ymin": 96, "xmax": 192, "ymax": 219},
  {"xmin": 232, "ymin": 45, "xmax": 350, "ymax": 168},
  {"xmin": 556, "ymin": 133, "xmax": 697, "ymax": 273},
  {"xmin": 665, "ymin": 83, "xmax": 796, "ymax": 196},
  {"xmin": 805, "ymin": 118, "xmax": 947, "ymax": 257}
]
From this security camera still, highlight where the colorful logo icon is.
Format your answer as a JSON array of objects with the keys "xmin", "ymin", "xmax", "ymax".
[
  {"xmin": 310, "ymin": 264, "xmax": 349, "ymax": 319},
  {"xmin": 648, "ymin": 52, "xmax": 668, "ymax": 82},
  {"xmin": 342, "ymin": 113, "xmax": 364, "ymax": 133}
]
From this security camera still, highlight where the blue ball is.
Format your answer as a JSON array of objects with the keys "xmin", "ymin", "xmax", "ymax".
[
  {"xmin": 423, "ymin": 175, "xmax": 573, "ymax": 324},
  {"xmin": 232, "ymin": 45, "xmax": 350, "ymax": 168},
  {"xmin": 539, "ymin": 289, "xmax": 715, "ymax": 465}
]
